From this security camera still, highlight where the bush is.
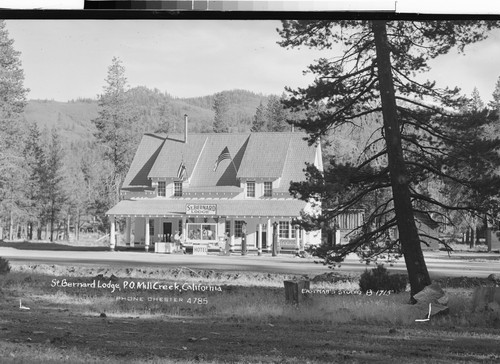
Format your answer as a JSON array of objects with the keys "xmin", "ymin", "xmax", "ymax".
[
  {"xmin": 0, "ymin": 257, "xmax": 11, "ymax": 274},
  {"xmin": 358, "ymin": 264, "xmax": 407, "ymax": 293}
]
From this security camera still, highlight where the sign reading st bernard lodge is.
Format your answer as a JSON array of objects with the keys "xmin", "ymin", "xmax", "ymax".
[{"xmin": 186, "ymin": 204, "xmax": 217, "ymax": 215}]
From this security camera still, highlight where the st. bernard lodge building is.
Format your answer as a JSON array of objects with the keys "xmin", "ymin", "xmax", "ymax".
[{"xmin": 106, "ymin": 117, "xmax": 323, "ymax": 254}]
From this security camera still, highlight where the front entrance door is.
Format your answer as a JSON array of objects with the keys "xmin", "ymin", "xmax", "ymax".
[
  {"xmin": 257, "ymin": 230, "xmax": 267, "ymax": 249},
  {"xmin": 163, "ymin": 222, "xmax": 172, "ymax": 242}
]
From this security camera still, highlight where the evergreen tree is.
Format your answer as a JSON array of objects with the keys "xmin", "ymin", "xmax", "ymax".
[
  {"xmin": 470, "ymin": 87, "xmax": 485, "ymax": 111},
  {"xmin": 23, "ymin": 123, "xmax": 46, "ymax": 239},
  {"xmin": 212, "ymin": 92, "xmax": 230, "ymax": 132},
  {"xmin": 0, "ymin": 20, "xmax": 29, "ymax": 239},
  {"xmin": 279, "ymin": 20, "xmax": 500, "ymax": 298},
  {"xmin": 266, "ymin": 95, "xmax": 289, "ymax": 132},
  {"xmin": 43, "ymin": 128, "xmax": 67, "ymax": 241},
  {"xmin": 489, "ymin": 76, "xmax": 500, "ymax": 116},
  {"xmin": 251, "ymin": 101, "xmax": 266, "ymax": 132},
  {"xmin": 92, "ymin": 57, "xmax": 135, "ymax": 205}
]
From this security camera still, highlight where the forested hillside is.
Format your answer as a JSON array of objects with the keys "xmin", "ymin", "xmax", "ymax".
[{"xmin": 23, "ymin": 88, "xmax": 269, "ymax": 144}]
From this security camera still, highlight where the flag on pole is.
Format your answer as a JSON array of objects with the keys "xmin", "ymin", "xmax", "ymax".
[
  {"xmin": 177, "ymin": 162, "xmax": 187, "ymax": 180},
  {"xmin": 214, "ymin": 146, "xmax": 232, "ymax": 172}
]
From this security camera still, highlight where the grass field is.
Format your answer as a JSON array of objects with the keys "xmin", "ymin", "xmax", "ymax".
[{"xmin": 0, "ymin": 262, "xmax": 499, "ymax": 363}]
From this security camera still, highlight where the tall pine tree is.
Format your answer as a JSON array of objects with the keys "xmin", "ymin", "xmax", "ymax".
[
  {"xmin": 279, "ymin": 20, "xmax": 500, "ymax": 298},
  {"xmin": 23, "ymin": 123, "xmax": 46, "ymax": 240},
  {"xmin": 266, "ymin": 95, "xmax": 289, "ymax": 132},
  {"xmin": 212, "ymin": 92, "xmax": 230, "ymax": 132},
  {"xmin": 92, "ymin": 57, "xmax": 135, "ymax": 206},
  {"xmin": 0, "ymin": 20, "xmax": 29, "ymax": 240},
  {"xmin": 251, "ymin": 101, "xmax": 266, "ymax": 132},
  {"xmin": 43, "ymin": 128, "xmax": 67, "ymax": 242}
]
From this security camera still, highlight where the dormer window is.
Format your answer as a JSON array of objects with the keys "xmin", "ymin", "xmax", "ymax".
[
  {"xmin": 174, "ymin": 181, "xmax": 183, "ymax": 196},
  {"xmin": 264, "ymin": 181, "xmax": 272, "ymax": 197},
  {"xmin": 158, "ymin": 181, "xmax": 166, "ymax": 197},
  {"xmin": 247, "ymin": 181, "xmax": 255, "ymax": 197}
]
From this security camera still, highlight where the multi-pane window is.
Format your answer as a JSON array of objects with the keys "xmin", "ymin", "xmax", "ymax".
[
  {"xmin": 263, "ymin": 182, "xmax": 272, "ymax": 197},
  {"xmin": 149, "ymin": 219, "xmax": 154, "ymax": 236},
  {"xmin": 246, "ymin": 181, "xmax": 255, "ymax": 197},
  {"xmin": 225, "ymin": 220, "xmax": 231, "ymax": 237},
  {"xmin": 235, "ymin": 220, "xmax": 244, "ymax": 237},
  {"xmin": 279, "ymin": 221, "xmax": 289, "ymax": 238},
  {"xmin": 278, "ymin": 221, "xmax": 296, "ymax": 238},
  {"xmin": 187, "ymin": 224, "xmax": 216, "ymax": 240},
  {"xmin": 158, "ymin": 181, "xmax": 166, "ymax": 197},
  {"xmin": 174, "ymin": 181, "xmax": 182, "ymax": 196}
]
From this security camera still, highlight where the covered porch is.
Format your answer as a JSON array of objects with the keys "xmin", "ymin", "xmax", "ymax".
[{"xmin": 106, "ymin": 199, "xmax": 319, "ymax": 254}]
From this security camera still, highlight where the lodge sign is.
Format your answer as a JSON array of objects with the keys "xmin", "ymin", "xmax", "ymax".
[{"xmin": 186, "ymin": 204, "xmax": 217, "ymax": 215}]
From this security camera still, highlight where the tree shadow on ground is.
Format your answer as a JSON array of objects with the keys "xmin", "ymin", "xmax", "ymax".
[{"xmin": 0, "ymin": 240, "xmax": 109, "ymax": 251}]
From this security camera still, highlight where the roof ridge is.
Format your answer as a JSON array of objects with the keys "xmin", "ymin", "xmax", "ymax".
[{"xmin": 189, "ymin": 136, "xmax": 209, "ymax": 181}]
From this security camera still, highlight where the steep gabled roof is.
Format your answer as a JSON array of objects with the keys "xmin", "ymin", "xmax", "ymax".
[
  {"xmin": 122, "ymin": 134, "xmax": 165, "ymax": 189},
  {"xmin": 188, "ymin": 133, "xmax": 250, "ymax": 187},
  {"xmin": 122, "ymin": 131, "xmax": 319, "ymax": 191},
  {"xmin": 236, "ymin": 132, "xmax": 292, "ymax": 179},
  {"xmin": 276, "ymin": 133, "xmax": 316, "ymax": 192},
  {"xmin": 148, "ymin": 134, "xmax": 208, "ymax": 180}
]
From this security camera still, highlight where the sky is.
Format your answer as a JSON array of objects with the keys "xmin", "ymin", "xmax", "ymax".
[{"xmin": 4, "ymin": 19, "xmax": 500, "ymax": 104}]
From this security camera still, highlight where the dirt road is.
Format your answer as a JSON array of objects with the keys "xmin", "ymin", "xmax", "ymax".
[{"xmin": 0, "ymin": 247, "xmax": 498, "ymax": 278}]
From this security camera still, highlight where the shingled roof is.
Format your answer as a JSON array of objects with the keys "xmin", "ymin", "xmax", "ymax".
[
  {"xmin": 122, "ymin": 131, "xmax": 318, "ymax": 191},
  {"xmin": 107, "ymin": 198, "xmax": 307, "ymax": 218}
]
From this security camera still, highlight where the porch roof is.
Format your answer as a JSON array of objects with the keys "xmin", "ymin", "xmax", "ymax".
[{"xmin": 106, "ymin": 198, "xmax": 307, "ymax": 218}]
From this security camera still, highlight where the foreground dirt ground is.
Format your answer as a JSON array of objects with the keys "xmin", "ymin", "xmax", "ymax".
[
  {"xmin": 1, "ymin": 296, "xmax": 499, "ymax": 363},
  {"xmin": 0, "ymin": 264, "xmax": 499, "ymax": 363}
]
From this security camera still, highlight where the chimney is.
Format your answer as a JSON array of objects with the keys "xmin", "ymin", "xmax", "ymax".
[{"xmin": 184, "ymin": 114, "xmax": 188, "ymax": 144}]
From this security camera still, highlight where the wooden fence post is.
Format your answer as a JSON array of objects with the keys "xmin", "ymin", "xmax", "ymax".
[{"xmin": 284, "ymin": 280, "xmax": 310, "ymax": 304}]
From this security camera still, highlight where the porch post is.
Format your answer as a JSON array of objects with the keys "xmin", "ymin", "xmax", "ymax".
[
  {"xmin": 109, "ymin": 216, "xmax": 116, "ymax": 251},
  {"xmin": 257, "ymin": 222, "xmax": 262, "ymax": 256},
  {"xmin": 300, "ymin": 228, "xmax": 305, "ymax": 251},
  {"xmin": 295, "ymin": 225, "xmax": 300, "ymax": 252},
  {"xmin": 230, "ymin": 219, "xmax": 235, "ymax": 252},
  {"xmin": 266, "ymin": 218, "xmax": 271, "ymax": 252},
  {"xmin": 272, "ymin": 221, "xmax": 278, "ymax": 256},
  {"xmin": 125, "ymin": 217, "xmax": 131, "ymax": 247},
  {"xmin": 145, "ymin": 217, "xmax": 150, "ymax": 252},
  {"xmin": 182, "ymin": 216, "xmax": 187, "ymax": 242}
]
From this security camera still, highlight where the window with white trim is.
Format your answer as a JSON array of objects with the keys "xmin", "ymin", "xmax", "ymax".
[
  {"xmin": 186, "ymin": 223, "xmax": 216, "ymax": 240},
  {"xmin": 235, "ymin": 220, "xmax": 245, "ymax": 237},
  {"xmin": 174, "ymin": 181, "xmax": 182, "ymax": 196},
  {"xmin": 158, "ymin": 181, "xmax": 166, "ymax": 197},
  {"xmin": 279, "ymin": 221, "xmax": 289, "ymax": 239},
  {"xmin": 263, "ymin": 181, "xmax": 272, "ymax": 197},
  {"xmin": 246, "ymin": 181, "xmax": 255, "ymax": 197}
]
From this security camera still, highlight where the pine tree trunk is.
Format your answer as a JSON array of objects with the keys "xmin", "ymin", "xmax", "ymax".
[
  {"xmin": 470, "ymin": 227, "xmax": 475, "ymax": 249},
  {"xmin": 76, "ymin": 208, "xmax": 80, "ymax": 241},
  {"xmin": 65, "ymin": 213, "xmax": 70, "ymax": 241},
  {"xmin": 9, "ymin": 211, "xmax": 13, "ymax": 241},
  {"xmin": 37, "ymin": 220, "xmax": 42, "ymax": 240},
  {"xmin": 372, "ymin": 21, "xmax": 431, "ymax": 299},
  {"xmin": 28, "ymin": 222, "xmax": 32, "ymax": 240}
]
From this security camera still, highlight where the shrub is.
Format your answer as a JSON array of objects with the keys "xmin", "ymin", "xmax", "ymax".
[
  {"xmin": 358, "ymin": 264, "xmax": 407, "ymax": 293},
  {"xmin": 0, "ymin": 257, "xmax": 11, "ymax": 274}
]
